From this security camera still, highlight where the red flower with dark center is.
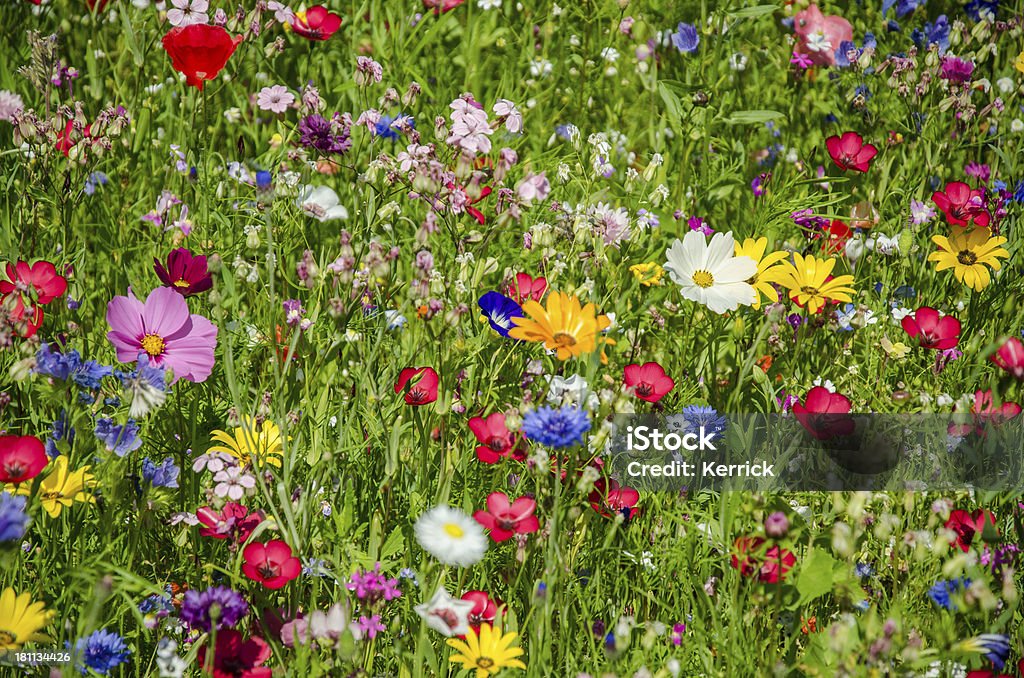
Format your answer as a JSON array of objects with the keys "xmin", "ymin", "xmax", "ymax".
[
  {"xmin": 291, "ymin": 5, "xmax": 342, "ymax": 41},
  {"xmin": 162, "ymin": 24, "xmax": 242, "ymax": 91},
  {"xmin": 197, "ymin": 629, "xmax": 272, "ymax": 678},
  {"xmin": 588, "ymin": 478, "xmax": 639, "ymax": 520},
  {"xmin": 0, "ymin": 260, "xmax": 68, "ymax": 338},
  {"xmin": 197, "ymin": 502, "xmax": 264, "ymax": 543},
  {"xmin": 155, "ymin": 248, "xmax": 213, "ymax": 297},
  {"xmin": 242, "ymin": 540, "xmax": 301, "ymax": 589},
  {"xmin": 0, "ymin": 435, "xmax": 48, "ymax": 484},
  {"xmin": 507, "ymin": 272, "xmax": 547, "ymax": 304},
  {"xmin": 991, "ymin": 337, "xmax": 1024, "ymax": 379},
  {"xmin": 730, "ymin": 537, "xmax": 796, "ymax": 583},
  {"xmin": 422, "ymin": 0, "xmax": 467, "ymax": 14},
  {"xmin": 460, "ymin": 590, "xmax": 500, "ymax": 631},
  {"xmin": 468, "ymin": 412, "xmax": 520, "ymax": 464},
  {"xmin": 394, "ymin": 366, "xmax": 439, "ymax": 406},
  {"xmin": 793, "ymin": 386, "xmax": 855, "ymax": 440},
  {"xmin": 623, "ymin": 362, "xmax": 674, "ymax": 403},
  {"xmin": 825, "ymin": 132, "xmax": 877, "ymax": 172},
  {"xmin": 945, "ymin": 508, "xmax": 996, "ymax": 552},
  {"xmin": 932, "ymin": 181, "xmax": 990, "ymax": 228},
  {"xmin": 900, "ymin": 306, "xmax": 961, "ymax": 350},
  {"xmin": 822, "ymin": 219, "xmax": 852, "ymax": 254},
  {"xmin": 473, "ymin": 492, "xmax": 539, "ymax": 542}
]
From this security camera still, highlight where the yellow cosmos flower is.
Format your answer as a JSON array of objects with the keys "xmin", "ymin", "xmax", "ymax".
[
  {"xmin": 928, "ymin": 228, "xmax": 1009, "ymax": 292},
  {"xmin": 734, "ymin": 237, "xmax": 789, "ymax": 309},
  {"xmin": 508, "ymin": 292, "xmax": 611, "ymax": 361},
  {"xmin": 447, "ymin": 624, "xmax": 527, "ymax": 678},
  {"xmin": 629, "ymin": 262, "xmax": 665, "ymax": 287},
  {"xmin": 775, "ymin": 253, "xmax": 856, "ymax": 315},
  {"xmin": 0, "ymin": 588, "xmax": 54, "ymax": 650},
  {"xmin": 10, "ymin": 455, "xmax": 96, "ymax": 518},
  {"xmin": 208, "ymin": 417, "xmax": 286, "ymax": 468}
]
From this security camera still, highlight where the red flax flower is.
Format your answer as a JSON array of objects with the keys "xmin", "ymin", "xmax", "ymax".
[
  {"xmin": 461, "ymin": 590, "xmax": 500, "ymax": 631},
  {"xmin": 507, "ymin": 272, "xmax": 547, "ymax": 304},
  {"xmin": 793, "ymin": 386, "xmax": 855, "ymax": 440},
  {"xmin": 901, "ymin": 306, "xmax": 961, "ymax": 350},
  {"xmin": 468, "ymin": 413, "xmax": 524, "ymax": 464},
  {"xmin": 197, "ymin": 502, "xmax": 264, "ymax": 544},
  {"xmin": 730, "ymin": 537, "xmax": 796, "ymax": 583},
  {"xmin": 825, "ymin": 132, "xmax": 877, "ymax": 172},
  {"xmin": 0, "ymin": 435, "xmax": 48, "ymax": 484},
  {"xmin": 162, "ymin": 24, "xmax": 242, "ymax": 91},
  {"xmin": 291, "ymin": 6, "xmax": 342, "ymax": 40},
  {"xmin": 0, "ymin": 260, "xmax": 68, "ymax": 338},
  {"xmin": 155, "ymin": 248, "xmax": 213, "ymax": 297},
  {"xmin": 822, "ymin": 219, "xmax": 852, "ymax": 254},
  {"xmin": 932, "ymin": 181, "xmax": 990, "ymax": 228},
  {"xmin": 991, "ymin": 337, "xmax": 1024, "ymax": 379},
  {"xmin": 197, "ymin": 629, "xmax": 272, "ymax": 678},
  {"xmin": 242, "ymin": 540, "xmax": 301, "ymax": 589},
  {"xmin": 623, "ymin": 362, "xmax": 675, "ymax": 403},
  {"xmin": 950, "ymin": 389, "xmax": 1022, "ymax": 437},
  {"xmin": 588, "ymin": 478, "xmax": 639, "ymax": 520},
  {"xmin": 394, "ymin": 367, "xmax": 439, "ymax": 406},
  {"xmin": 423, "ymin": 0, "xmax": 467, "ymax": 14},
  {"xmin": 473, "ymin": 492, "xmax": 539, "ymax": 542},
  {"xmin": 945, "ymin": 508, "xmax": 996, "ymax": 552}
]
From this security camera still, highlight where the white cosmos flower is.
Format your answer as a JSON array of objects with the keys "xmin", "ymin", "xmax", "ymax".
[
  {"xmin": 663, "ymin": 231, "xmax": 757, "ymax": 314},
  {"xmin": 297, "ymin": 185, "xmax": 349, "ymax": 222},
  {"xmin": 414, "ymin": 588, "xmax": 474, "ymax": 637},
  {"xmin": 414, "ymin": 506, "xmax": 488, "ymax": 567}
]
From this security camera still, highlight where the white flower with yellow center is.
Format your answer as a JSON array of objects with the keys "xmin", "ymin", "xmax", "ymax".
[
  {"xmin": 664, "ymin": 231, "xmax": 757, "ymax": 314},
  {"xmin": 414, "ymin": 506, "xmax": 488, "ymax": 567}
]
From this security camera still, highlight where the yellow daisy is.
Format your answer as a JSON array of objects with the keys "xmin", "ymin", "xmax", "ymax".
[
  {"xmin": 508, "ymin": 292, "xmax": 611, "ymax": 361},
  {"xmin": 734, "ymin": 237, "xmax": 789, "ymax": 309},
  {"xmin": 208, "ymin": 417, "xmax": 285, "ymax": 468},
  {"xmin": 0, "ymin": 588, "xmax": 54, "ymax": 650},
  {"xmin": 928, "ymin": 228, "xmax": 1009, "ymax": 292},
  {"xmin": 775, "ymin": 253, "xmax": 856, "ymax": 315},
  {"xmin": 629, "ymin": 262, "xmax": 665, "ymax": 287},
  {"xmin": 447, "ymin": 624, "xmax": 527, "ymax": 678},
  {"xmin": 10, "ymin": 455, "xmax": 97, "ymax": 518}
]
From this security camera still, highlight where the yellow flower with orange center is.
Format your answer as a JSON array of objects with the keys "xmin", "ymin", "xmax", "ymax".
[
  {"xmin": 509, "ymin": 292, "xmax": 611, "ymax": 361},
  {"xmin": 928, "ymin": 228, "xmax": 1009, "ymax": 292}
]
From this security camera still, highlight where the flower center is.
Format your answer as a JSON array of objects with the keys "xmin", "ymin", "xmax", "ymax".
[
  {"xmin": 258, "ymin": 563, "xmax": 279, "ymax": 579},
  {"xmin": 476, "ymin": 657, "xmax": 495, "ymax": 669},
  {"xmin": 957, "ymin": 250, "xmax": 977, "ymax": 265},
  {"xmin": 0, "ymin": 630, "xmax": 15, "ymax": 646},
  {"xmin": 443, "ymin": 522, "xmax": 465, "ymax": 538},
  {"xmin": 497, "ymin": 517, "xmax": 516, "ymax": 531},
  {"xmin": 636, "ymin": 383, "xmax": 654, "ymax": 397},
  {"xmin": 691, "ymin": 270, "xmax": 715, "ymax": 288},
  {"xmin": 141, "ymin": 333, "xmax": 166, "ymax": 356},
  {"xmin": 173, "ymin": 279, "xmax": 191, "ymax": 288},
  {"xmin": 552, "ymin": 332, "xmax": 577, "ymax": 348},
  {"xmin": 487, "ymin": 436, "xmax": 508, "ymax": 452},
  {"xmin": 800, "ymin": 285, "xmax": 820, "ymax": 296},
  {"xmin": 3, "ymin": 461, "xmax": 27, "ymax": 481}
]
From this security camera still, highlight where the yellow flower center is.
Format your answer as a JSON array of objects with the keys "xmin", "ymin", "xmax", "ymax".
[
  {"xmin": 141, "ymin": 333, "xmax": 166, "ymax": 356},
  {"xmin": 800, "ymin": 285, "xmax": 820, "ymax": 296},
  {"xmin": 173, "ymin": 279, "xmax": 191, "ymax": 288},
  {"xmin": 691, "ymin": 270, "xmax": 715, "ymax": 288},
  {"xmin": 0, "ymin": 630, "xmax": 15, "ymax": 646},
  {"xmin": 957, "ymin": 250, "xmax": 977, "ymax": 265},
  {"xmin": 476, "ymin": 657, "xmax": 495, "ymax": 669},
  {"xmin": 443, "ymin": 523, "xmax": 465, "ymax": 538},
  {"xmin": 42, "ymin": 491, "xmax": 63, "ymax": 500},
  {"xmin": 552, "ymin": 332, "xmax": 577, "ymax": 348}
]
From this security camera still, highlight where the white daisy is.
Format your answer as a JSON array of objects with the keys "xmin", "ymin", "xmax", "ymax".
[
  {"xmin": 414, "ymin": 505, "xmax": 487, "ymax": 567},
  {"xmin": 663, "ymin": 231, "xmax": 757, "ymax": 314},
  {"xmin": 414, "ymin": 588, "xmax": 474, "ymax": 637}
]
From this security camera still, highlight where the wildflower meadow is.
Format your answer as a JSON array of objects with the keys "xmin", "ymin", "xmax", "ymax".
[{"xmin": 3, "ymin": 0, "xmax": 1024, "ymax": 675}]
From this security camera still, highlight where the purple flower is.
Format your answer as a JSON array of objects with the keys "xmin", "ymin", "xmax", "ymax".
[
  {"xmin": 939, "ymin": 56, "xmax": 974, "ymax": 84},
  {"xmin": 687, "ymin": 215, "xmax": 713, "ymax": 235},
  {"xmin": 0, "ymin": 492, "xmax": 29, "ymax": 542},
  {"xmin": 964, "ymin": 162, "xmax": 990, "ymax": 184},
  {"xmin": 141, "ymin": 457, "xmax": 180, "ymax": 488},
  {"xmin": 356, "ymin": 614, "xmax": 385, "ymax": 639},
  {"xmin": 346, "ymin": 563, "xmax": 402, "ymax": 605},
  {"xmin": 180, "ymin": 586, "xmax": 249, "ymax": 631},
  {"xmin": 670, "ymin": 22, "xmax": 699, "ymax": 53},
  {"xmin": 297, "ymin": 114, "xmax": 352, "ymax": 155}
]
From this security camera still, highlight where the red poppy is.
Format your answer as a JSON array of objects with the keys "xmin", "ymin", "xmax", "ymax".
[
  {"xmin": 291, "ymin": 5, "xmax": 342, "ymax": 41},
  {"xmin": 623, "ymin": 362, "xmax": 675, "ymax": 403},
  {"xmin": 468, "ymin": 413, "xmax": 523, "ymax": 464},
  {"xmin": 950, "ymin": 389, "xmax": 1022, "ymax": 437},
  {"xmin": 423, "ymin": 0, "xmax": 467, "ymax": 14},
  {"xmin": 242, "ymin": 540, "xmax": 301, "ymax": 589},
  {"xmin": 197, "ymin": 629, "xmax": 272, "ymax": 678},
  {"xmin": 0, "ymin": 260, "xmax": 68, "ymax": 338},
  {"xmin": 900, "ymin": 306, "xmax": 961, "ymax": 350},
  {"xmin": 0, "ymin": 435, "xmax": 48, "ymax": 484},
  {"xmin": 162, "ymin": 24, "xmax": 242, "ymax": 91},
  {"xmin": 507, "ymin": 272, "xmax": 547, "ymax": 304},
  {"xmin": 793, "ymin": 386, "xmax": 855, "ymax": 440},
  {"xmin": 155, "ymin": 248, "xmax": 213, "ymax": 297},
  {"xmin": 460, "ymin": 590, "xmax": 500, "ymax": 631},
  {"xmin": 932, "ymin": 181, "xmax": 990, "ymax": 228},
  {"xmin": 473, "ymin": 492, "xmax": 539, "ymax": 542},
  {"xmin": 944, "ymin": 508, "xmax": 996, "ymax": 552},
  {"xmin": 825, "ymin": 132, "xmax": 877, "ymax": 172},
  {"xmin": 197, "ymin": 502, "xmax": 264, "ymax": 543},
  {"xmin": 822, "ymin": 219, "xmax": 852, "ymax": 254},
  {"xmin": 991, "ymin": 337, "xmax": 1024, "ymax": 379},
  {"xmin": 588, "ymin": 478, "xmax": 639, "ymax": 520},
  {"xmin": 730, "ymin": 536, "xmax": 796, "ymax": 583},
  {"xmin": 394, "ymin": 367, "xmax": 439, "ymax": 406}
]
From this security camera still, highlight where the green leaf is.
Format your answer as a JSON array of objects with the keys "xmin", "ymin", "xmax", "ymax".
[
  {"xmin": 796, "ymin": 547, "xmax": 835, "ymax": 605},
  {"xmin": 658, "ymin": 81, "xmax": 684, "ymax": 133},
  {"xmin": 729, "ymin": 4, "xmax": 780, "ymax": 19},
  {"xmin": 725, "ymin": 110, "xmax": 786, "ymax": 125}
]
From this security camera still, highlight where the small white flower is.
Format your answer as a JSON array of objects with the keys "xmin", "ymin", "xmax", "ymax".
[
  {"xmin": 477, "ymin": 0, "xmax": 501, "ymax": 8},
  {"xmin": 414, "ymin": 588, "xmax": 474, "ymax": 636},
  {"xmin": 166, "ymin": 0, "xmax": 208, "ymax": 27}
]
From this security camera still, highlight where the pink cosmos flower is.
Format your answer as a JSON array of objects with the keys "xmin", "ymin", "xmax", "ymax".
[
  {"xmin": 793, "ymin": 4, "xmax": 852, "ymax": 67},
  {"xmin": 106, "ymin": 286, "xmax": 218, "ymax": 383}
]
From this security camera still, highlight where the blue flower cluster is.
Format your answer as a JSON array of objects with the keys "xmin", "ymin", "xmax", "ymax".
[
  {"xmin": 141, "ymin": 457, "xmax": 180, "ymax": 489},
  {"xmin": 522, "ymin": 405, "xmax": 591, "ymax": 448},
  {"xmin": 36, "ymin": 343, "xmax": 112, "ymax": 390},
  {"xmin": 94, "ymin": 418, "xmax": 143, "ymax": 457},
  {"xmin": 0, "ymin": 492, "xmax": 29, "ymax": 542},
  {"xmin": 73, "ymin": 629, "xmax": 131, "ymax": 676}
]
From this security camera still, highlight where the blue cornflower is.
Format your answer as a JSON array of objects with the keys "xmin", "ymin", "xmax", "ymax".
[
  {"xmin": 1013, "ymin": 180, "xmax": 1024, "ymax": 203},
  {"xmin": 681, "ymin": 405, "xmax": 727, "ymax": 441},
  {"xmin": 911, "ymin": 15, "xmax": 949, "ymax": 53},
  {"xmin": 94, "ymin": 418, "xmax": 143, "ymax": 457},
  {"xmin": 974, "ymin": 633, "xmax": 1011, "ymax": 670},
  {"xmin": 855, "ymin": 562, "xmax": 874, "ymax": 578},
  {"xmin": 255, "ymin": 170, "xmax": 273, "ymax": 192},
  {"xmin": 84, "ymin": 171, "xmax": 108, "ymax": 196},
  {"xmin": 928, "ymin": 577, "xmax": 969, "ymax": 610},
  {"xmin": 521, "ymin": 405, "xmax": 591, "ymax": 448},
  {"xmin": 0, "ymin": 492, "xmax": 30, "ymax": 542},
  {"xmin": 965, "ymin": 0, "xmax": 998, "ymax": 21},
  {"xmin": 35, "ymin": 343, "xmax": 112, "ymax": 389},
  {"xmin": 141, "ymin": 457, "xmax": 179, "ymax": 488},
  {"xmin": 834, "ymin": 33, "xmax": 876, "ymax": 68},
  {"xmin": 477, "ymin": 291, "xmax": 524, "ymax": 338},
  {"xmin": 670, "ymin": 22, "xmax": 699, "ymax": 53},
  {"xmin": 881, "ymin": 0, "xmax": 926, "ymax": 18},
  {"xmin": 373, "ymin": 114, "xmax": 413, "ymax": 140},
  {"xmin": 73, "ymin": 629, "xmax": 131, "ymax": 675}
]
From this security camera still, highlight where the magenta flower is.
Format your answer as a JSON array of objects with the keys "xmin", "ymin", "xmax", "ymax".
[{"xmin": 106, "ymin": 286, "xmax": 217, "ymax": 383}]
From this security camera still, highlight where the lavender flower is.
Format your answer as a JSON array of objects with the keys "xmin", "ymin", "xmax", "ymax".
[{"xmin": 180, "ymin": 586, "xmax": 249, "ymax": 631}]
